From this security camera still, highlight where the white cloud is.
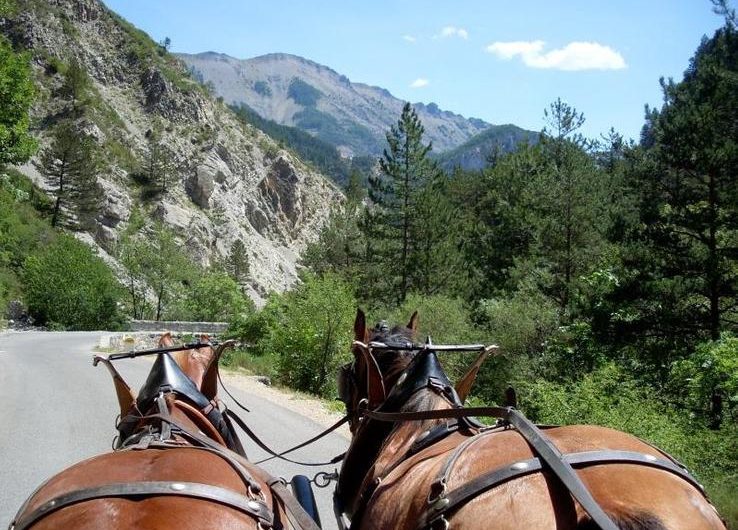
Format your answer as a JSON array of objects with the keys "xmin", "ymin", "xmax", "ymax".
[
  {"xmin": 485, "ymin": 40, "xmax": 626, "ymax": 71},
  {"xmin": 437, "ymin": 26, "xmax": 469, "ymax": 40},
  {"xmin": 402, "ymin": 35, "xmax": 417, "ymax": 43},
  {"xmin": 410, "ymin": 78, "xmax": 429, "ymax": 88}
]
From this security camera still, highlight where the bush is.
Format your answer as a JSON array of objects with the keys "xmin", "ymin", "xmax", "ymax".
[
  {"xmin": 182, "ymin": 271, "xmax": 254, "ymax": 322},
  {"xmin": 520, "ymin": 363, "xmax": 737, "ymax": 525},
  {"xmin": 23, "ymin": 234, "xmax": 123, "ymax": 329},
  {"xmin": 669, "ymin": 334, "xmax": 738, "ymax": 428},
  {"xmin": 265, "ymin": 273, "xmax": 356, "ymax": 397}
]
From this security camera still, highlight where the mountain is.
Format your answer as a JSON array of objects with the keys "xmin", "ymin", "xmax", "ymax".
[
  {"xmin": 178, "ymin": 52, "xmax": 493, "ymax": 159},
  {"xmin": 5, "ymin": 0, "xmax": 342, "ymax": 304},
  {"xmin": 435, "ymin": 125, "xmax": 539, "ymax": 171}
]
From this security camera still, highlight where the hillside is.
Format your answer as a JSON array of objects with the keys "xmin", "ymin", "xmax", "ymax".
[
  {"xmin": 3, "ymin": 0, "xmax": 343, "ymax": 304},
  {"xmin": 178, "ymin": 51, "xmax": 492, "ymax": 158},
  {"xmin": 435, "ymin": 124, "xmax": 538, "ymax": 171}
]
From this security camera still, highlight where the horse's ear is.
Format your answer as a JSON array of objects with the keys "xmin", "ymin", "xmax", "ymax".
[
  {"xmin": 159, "ymin": 331, "xmax": 173, "ymax": 346},
  {"xmin": 200, "ymin": 333, "xmax": 211, "ymax": 344},
  {"xmin": 354, "ymin": 308, "xmax": 368, "ymax": 343},
  {"xmin": 407, "ymin": 311, "xmax": 419, "ymax": 337},
  {"xmin": 201, "ymin": 340, "xmax": 235, "ymax": 401}
]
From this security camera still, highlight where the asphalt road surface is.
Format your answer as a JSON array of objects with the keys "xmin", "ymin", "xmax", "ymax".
[{"xmin": 0, "ymin": 331, "xmax": 348, "ymax": 529}]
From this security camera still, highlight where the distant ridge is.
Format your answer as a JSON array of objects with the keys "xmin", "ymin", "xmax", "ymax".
[{"xmin": 178, "ymin": 51, "xmax": 495, "ymax": 158}]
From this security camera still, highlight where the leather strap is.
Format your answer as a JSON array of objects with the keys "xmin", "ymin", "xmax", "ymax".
[
  {"xmin": 141, "ymin": 414, "xmax": 323, "ymax": 530},
  {"xmin": 418, "ymin": 449, "xmax": 704, "ymax": 529},
  {"xmin": 10, "ymin": 481, "xmax": 273, "ymax": 530},
  {"xmin": 226, "ymin": 408, "xmax": 348, "ymax": 467},
  {"xmin": 505, "ymin": 409, "xmax": 619, "ymax": 530},
  {"xmin": 269, "ymin": 478, "xmax": 322, "ymax": 530}
]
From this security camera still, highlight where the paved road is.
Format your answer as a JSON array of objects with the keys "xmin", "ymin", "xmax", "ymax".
[{"xmin": 0, "ymin": 331, "xmax": 348, "ymax": 529}]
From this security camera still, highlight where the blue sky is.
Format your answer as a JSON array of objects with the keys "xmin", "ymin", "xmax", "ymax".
[{"xmin": 103, "ymin": 1, "xmax": 730, "ymax": 142}]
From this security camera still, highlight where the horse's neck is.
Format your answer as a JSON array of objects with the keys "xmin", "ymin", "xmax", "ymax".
[
  {"xmin": 339, "ymin": 388, "xmax": 451, "ymax": 515},
  {"xmin": 372, "ymin": 389, "xmax": 451, "ymax": 477}
]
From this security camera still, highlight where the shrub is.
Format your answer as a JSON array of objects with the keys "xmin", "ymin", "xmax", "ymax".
[
  {"xmin": 669, "ymin": 335, "xmax": 738, "ymax": 428},
  {"xmin": 23, "ymin": 234, "xmax": 123, "ymax": 329},
  {"xmin": 266, "ymin": 273, "xmax": 356, "ymax": 397},
  {"xmin": 520, "ymin": 362, "xmax": 737, "ymax": 524},
  {"xmin": 183, "ymin": 271, "xmax": 254, "ymax": 322}
]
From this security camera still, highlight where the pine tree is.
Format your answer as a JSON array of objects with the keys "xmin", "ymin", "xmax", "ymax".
[
  {"xmin": 533, "ymin": 100, "xmax": 608, "ymax": 315},
  {"xmin": 363, "ymin": 103, "xmax": 435, "ymax": 303},
  {"xmin": 39, "ymin": 120, "xmax": 99, "ymax": 229},
  {"xmin": 226, "ymin": 239, "xmax": 250, "ymax": 285},
  {"xmin": 627, "ymin": 25, "xmax": 738, "ymax": 343},
  {"xmin": 59, "ymin": 58, "xmax": 91, "ymax": 117},
  {"xmin": 143, "ymin": 128, "xmax": 175, "ymax": 195}
]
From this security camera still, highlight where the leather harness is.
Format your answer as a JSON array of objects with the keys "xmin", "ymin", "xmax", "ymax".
[{"xmin": 338, "ymin": 343, "xmax": 712, "ymax": 530}]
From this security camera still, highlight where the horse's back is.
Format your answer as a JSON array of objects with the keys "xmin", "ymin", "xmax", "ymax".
[
  {"xmin": 17, "ymin": 447, "xmax": 273, "ymax": 530},
  {"xmin": 363, "ymin": 424, "xmax": 724, "ymax": 530}
]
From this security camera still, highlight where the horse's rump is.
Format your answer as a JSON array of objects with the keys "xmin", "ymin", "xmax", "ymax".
[
  {"xmin": 15, "ymin": 446, "xmax": 280, "ymax": 530},
  {"xmin": 363, "ymin": 424, "xmax": 722, "ymax": 530}
]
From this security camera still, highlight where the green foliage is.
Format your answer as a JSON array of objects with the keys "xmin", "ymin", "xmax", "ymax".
[
  {"xmin": 520, "ymin": 363, "xmax": 737, "ymax": 523},
  {"xmin": 240, "ymin": 274, "xmax": 356, "ymax": 397},
  {"xmin": 0, "ymin": 36, "xmax": 37, "ymax": 167},
  {"xmin": 362, "ymin": 103, "xmax": 464, "ymax": 304},
  {"xmin": 478, "ymin": 287, "xmax": 559, "ymax": 358},
  {"xmin": 223, "ymin": 239, "xmax": 250, "ymax": 285},
  {"xmin": 0, "ymin": 170, "xmax": 54, "ymax": 311},
  {"xmin": 273, "ymin": 273, "xmax": 356, "ymax": 396},
  {"xmin": 670, "ymin": 335, "xmax": 738, "ymax": 427},
  {"xmin": 287, "ymin": 78, "xmax": 322, "ymax": 107},
  {"xmin": 118, "ymin": 223, "xmax": 197, "ymax": 321},
  {"xmin": 610, "ymin": 25, "xmax": 738, "ymax": 354},
  {"xmin": 23, "ymin": 234, "xmax": 123, "ymax": 330},
  {"xmin": 183, "ymin": 271, "xmax": 254, "ymax": 322}
]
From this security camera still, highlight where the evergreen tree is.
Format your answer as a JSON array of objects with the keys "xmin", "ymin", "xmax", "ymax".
[
  {"xmin": 532, "ymin": 101, "xmax": 608, "ymax": 315},
  {"xmin": 362, "ymin": 103, "xmax": 444, "ymax": 303},
  {"xmin": 143, "ymin": 128, "xmax": 175, "ymax": 195},
  {"xmin": 59, "ymin": 58, "xmax": 91, "ymax": 117},
  {"xmin": 225, "ymin": 239, "xmax": 250, "ymax": 285},
  {"xmin": 38, "ymin": 120, "xmax": 100, "ymax": 229},
  {"xmin": 623, "ymin": 25, "xmax": 738, "ymax": 344}
]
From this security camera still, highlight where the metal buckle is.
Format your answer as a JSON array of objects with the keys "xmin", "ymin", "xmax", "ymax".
[{"xmin": 427, "ymin": 479, "xmax": 447, "ymax": 505}]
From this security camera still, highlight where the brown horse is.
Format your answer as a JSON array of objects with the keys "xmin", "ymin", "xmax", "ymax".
[
  {"xmin": 10, "ymin": 333, "xmax": 318, "ymax": 530},
  {"xmin": 334, "ymin": 310, "xmax": 726, "ymax": 530}
]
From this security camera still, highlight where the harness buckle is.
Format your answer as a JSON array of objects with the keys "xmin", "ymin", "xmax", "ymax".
[{"xmin": 428, "ymin": 515, "xmax": 450, "ymax": 530}]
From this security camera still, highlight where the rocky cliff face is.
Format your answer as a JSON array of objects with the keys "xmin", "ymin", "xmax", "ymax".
[
  {"xmin": 6, "ymin": 0, "xmax": 343, "ymax": 304},
  {"xmin": 178, "ymin": 52, "xmax": 492, "ymax": 158}
]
